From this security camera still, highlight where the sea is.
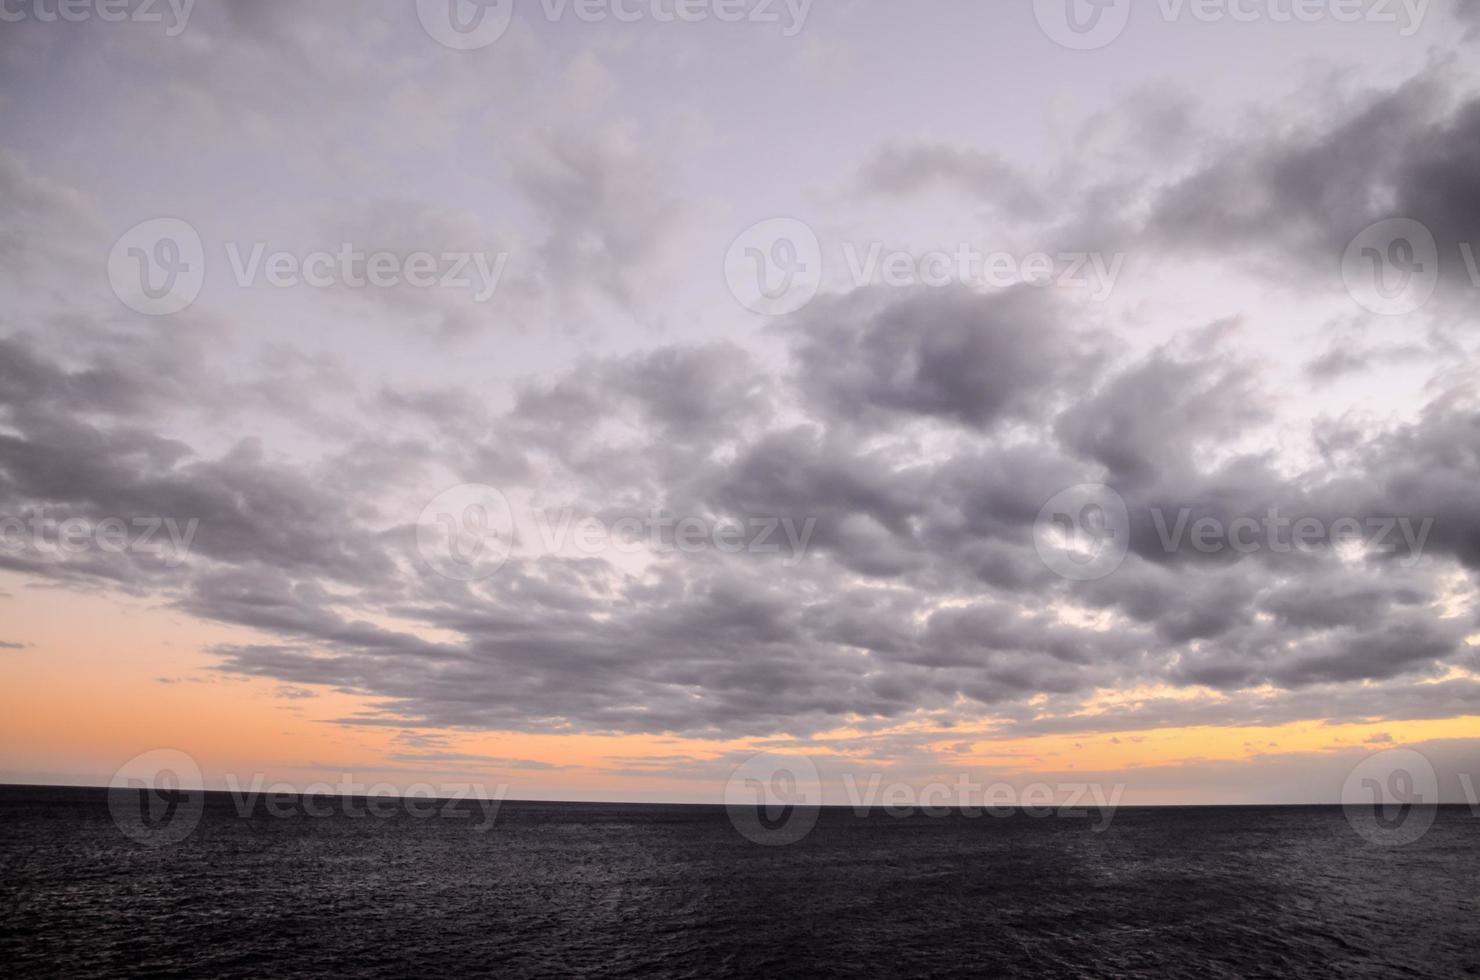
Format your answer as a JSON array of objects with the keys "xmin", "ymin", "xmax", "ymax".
[{"xmin": 1, "ymin": 786, "xmax": 1476, "ymax": 978}]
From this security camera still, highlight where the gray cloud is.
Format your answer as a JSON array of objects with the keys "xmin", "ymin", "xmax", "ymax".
[
  {"xmin": 790, "ymin": 285, "xmax": 1101, "ymax": 433},
  {"xmin": 1139, "ymin": 69, "xmax": 1480, "ymax": 303},
  {"xmin": 6, "ymin": 263, "xmax": 1477, "ymax": 738},
  {"xmin": 3, "ymin": 41, "xmax": 1478, "ymax": 758},
  {"xmin": 858, "ymin": 143, "xmax": 1048, "ymax": 220}
]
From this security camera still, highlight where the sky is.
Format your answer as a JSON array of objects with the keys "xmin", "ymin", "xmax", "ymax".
[{"xmin": 1, "ymin": 0, "xmax": 1479, "ymax": 806}]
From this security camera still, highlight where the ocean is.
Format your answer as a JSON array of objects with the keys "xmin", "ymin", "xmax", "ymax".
[{"xmin": 2, "ymin": 786, "xmax": 1476, "ymax": 978}]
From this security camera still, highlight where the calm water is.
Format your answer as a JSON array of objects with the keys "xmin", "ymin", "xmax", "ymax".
[{"xmin": 1, "ymin": 786, "xmax": 1476, "ymax": 978}]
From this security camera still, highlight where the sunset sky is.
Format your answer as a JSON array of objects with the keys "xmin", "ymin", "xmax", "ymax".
[{"xmin": 2, "ymin": 0, "xmax": 1479, "ymax": 805}]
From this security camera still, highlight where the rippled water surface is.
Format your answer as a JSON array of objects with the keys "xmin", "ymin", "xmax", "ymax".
[{"xmin": 2, "ymin": 787, "xmax": 1477, "ymax": 978}]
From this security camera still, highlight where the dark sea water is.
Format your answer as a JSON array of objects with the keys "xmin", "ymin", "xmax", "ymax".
[{"xmin": 2, "ymin": 786, "xmax": 1477, "ymax": 978}]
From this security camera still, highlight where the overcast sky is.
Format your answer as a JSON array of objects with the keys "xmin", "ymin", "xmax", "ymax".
[{"xmin": 2, "ymin": 0, "xmax": 1479, "ymax": 804}]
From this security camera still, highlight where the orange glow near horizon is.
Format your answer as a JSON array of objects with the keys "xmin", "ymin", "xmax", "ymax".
[{"xmin": 3, "ymin": 573, "xmax": 1477, "ymax": 804}]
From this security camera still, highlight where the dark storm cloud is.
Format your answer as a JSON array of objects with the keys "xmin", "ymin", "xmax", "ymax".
[
  {"xmin": 1055, "ymin": 322, "xmax": 1268, "ymax": 487},
  {"xmin": 789, "ymin": 285, "xmax": 1101, "ymax": 433},
  {"xmin": 510, "ymin": 343, "xmax": 773, "ymax": 458},
  {"xmin": 0, "ymin": 335, "xmax": 398, "ymax": 589},
  {"xmin": 705, "ymin": 426, "xmax": 924, "ymax": 577},
  {"xmin": 1318, "ymin": 389, "xmax": 1480, "ymax": 570},
  {"xmin": 1147, "ymin": 74, "xmax": 1443, "ymax": 254},
  {"xmin": 1141, "ymin": 69, "xmax": 1480, "ymax": 298},
  {"xmin": 864, "ymin": 69, "xmax": 1480, "ymax": 309},
  {"xmin": 1259, "ymin": 575, "xmax": 1427, "ymax": 631}
]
